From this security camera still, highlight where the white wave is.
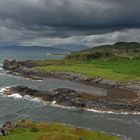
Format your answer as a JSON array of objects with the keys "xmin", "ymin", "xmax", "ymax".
[
  {"xmin": 0, "ymin": 68, "xmax": 3, "ymax": 70},
  {"xmin": 30, "ymin": 79, "xmax": 43, "ymax": 82},
  {"xmin": 46, "ymin": 53, "xmax": 51, "ymax": 55},
  {"xmin": 24, "ymin": 95, "xmax": 41, "ymax": 103},
  {"xmin": 51, "ymin": 101, "xmax": 57, "ymax": 105},
  {"xmin": 8, "ymin": 94, "xmax": 22, "ymax": 99},
  {"xmin": 13, "ymin": 72, "xmax": 20, "ymax": 75},
  {"xmin": 0, "ymin": 87, "xmax": 22, "ymax": 99},
  {"xmin": 50, "ymin": 101, "xmax": 140, "ymax": 115},
  {"xmin": 36, "ymin": 80, "xmax": 43, "ymax": 82},
  {"xmin": 0, "ymin": 88, "xmax": 5, "ymax": 93},
  {"xmin": 0, "ymin": 86, "xmax": 140, "ymax": 115},
  {"xmin": 85, "ymin": 108, "xmax": 140, "ymax": 115},
  {"xmin": 50, "ymin": 101, "xmax": 78, "ymax": 111},
  {"xmin": 0, "ymin": 87, "xmax": 11, "ymax": 93}
]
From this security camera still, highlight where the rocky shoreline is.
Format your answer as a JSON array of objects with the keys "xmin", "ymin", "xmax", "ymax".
[
  {"xmin": 2, "ymin": 85, "xmax": 140, "ymax": 113},
  {"xmin": 3, "ymin": 59, "xmax": 140, "ymax": 89},
  {"xmin": 2, "ymin": 59, "xmax": 140, "ymax": 113}
]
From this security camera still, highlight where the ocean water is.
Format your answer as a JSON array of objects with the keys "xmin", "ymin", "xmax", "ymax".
[{"xmin": 0, "ymin": 50, "xmax": 140, "ymax": 140}]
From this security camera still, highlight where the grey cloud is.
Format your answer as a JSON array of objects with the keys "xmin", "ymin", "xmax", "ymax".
[
  {"xmin": 0, "ymin": 0, "xmax": 140, "ymax": 27},
  {"xmin": 22, "ymin": 29, "xmax": 140, "ymax": 47},
  {"xmin": 0, "ymin": 0, "xmax": 140, "ymax": 46}
]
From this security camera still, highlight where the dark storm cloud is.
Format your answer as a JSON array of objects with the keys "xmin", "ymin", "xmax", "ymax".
[
  {"xmin": 0, "ymin": 0, "xmax": 140, "ymax": 28},
  {"xmin": 0, "ymin": 0, "xmax": 140, "ymax": 45}
]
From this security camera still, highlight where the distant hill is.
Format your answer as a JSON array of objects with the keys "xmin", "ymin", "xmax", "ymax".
[
  {"xmin": 0, "ymin": 44, "xmax": 89, "ymax": 52},
  {"xmin": 51, "ymin": 44, "xmax": 90, "ymax": 51},
  {"xmin": 84, "ymin": 42, "xmax": 140, "ymax": 52},
  {"xmin": 0, "ymin": 45, "xmax": 70, "ymax": 52},
  {"xmin": 66, "ymin": 42, "xmax": 140, "ymax": 60}
]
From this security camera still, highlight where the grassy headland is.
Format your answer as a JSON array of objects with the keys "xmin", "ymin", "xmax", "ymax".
[
  {"xmin": 0, "ymin": 120, "xmax": 122, "ymax": 140},
  {"xmin": 33, "ymin": 42, "xmax": 140, "ymax": 82},
  {"xmin": 66, "ymin": 42, "xmax": 140, "ymax": 61},
  {"xmin": 34, "ymin": 58, "xmax": 140, "ymax": 82},
  {"xmin": 3, "ymin": 42, "xmax": 139, "ymax": 82}
]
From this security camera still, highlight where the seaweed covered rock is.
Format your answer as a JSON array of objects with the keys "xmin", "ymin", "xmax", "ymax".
[
  {"xmin": 0, "ymin": 122, "xmax": 14, "ymax": 136},
  {"xmin": 3, "ymin": 59, "xmax": 20, "ymax": 70}
]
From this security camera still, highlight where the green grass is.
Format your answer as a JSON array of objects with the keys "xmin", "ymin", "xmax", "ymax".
[
  {"xmin": 30, "ymin": 60, "xmax": 65, "ymax": 66},
  {"xmin": 0, "ymin": 120, "xmax": 122, "ymax": 140},
  {"xmin": 0, "ymin": 128, "xmax": 42, "ymax": 140},
  {"xmin": 34, "ymin": 59, "xmax": 140, "ymax": 82}
]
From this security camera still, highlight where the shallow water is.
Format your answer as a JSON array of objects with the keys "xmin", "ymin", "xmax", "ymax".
[{"xmin": 0, "ymin": 50, "xmax": 140, "ymax": 140}]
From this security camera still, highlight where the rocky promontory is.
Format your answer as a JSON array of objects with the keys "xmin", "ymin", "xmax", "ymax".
[
  {"xmin": 3, "ymin": 59, "xmax": 140, "ymax": 90},
  {"xmin": 2, "ymin": 85, "xmax": 140, "ymax": 113},
  {"xmin": 2, "ymin": 59, "xmax": 140, "ymax": 113}
]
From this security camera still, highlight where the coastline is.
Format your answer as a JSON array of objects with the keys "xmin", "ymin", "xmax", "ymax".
[
  {"xmin": 2, "ymin": 59, "xmax": 140, "ymax": 114},
  {"xmin": 0, "ymin": 120, "xmax": 123, "ymax": 140},
  {"xmin": 0, "ymin": 87, "xmax": 140, "ymax": 115},
  {"xmin": 1, "ymin": 85, "xmax": 140, "ymax": 114}
]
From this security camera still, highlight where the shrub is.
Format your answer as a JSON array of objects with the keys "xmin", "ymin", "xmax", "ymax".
[{"xmin": 30, "ymin": 127, "xmax": 39, "ymax": 132}]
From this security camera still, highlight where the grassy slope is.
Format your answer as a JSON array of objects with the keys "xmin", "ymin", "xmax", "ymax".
[
  {"xmin": 33, "ymin": 42, "xmax": 140, "ymax": 82},
  {"xmin": 34, "ymin": 59, "xmax": 140, "ymax": 81},
  {"xmin": 0, "ymin": 120, "xmax": 122, "ymax": 140}
]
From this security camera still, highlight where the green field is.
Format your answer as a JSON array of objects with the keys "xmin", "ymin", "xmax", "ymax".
[
  {"xmin": 0, "ymin": 120, "xmax": 122, "ymax": 140},
  {"xmin": 34, "ymin": 59, "xmax": 140, "ymax": 82}
]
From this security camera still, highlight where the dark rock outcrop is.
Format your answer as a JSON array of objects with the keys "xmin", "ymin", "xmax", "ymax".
[
  {"xmin": 2, "ymin": 59, "xmax": 140, "ymax": 113},
  {"xmin": 3, "ymin": 59, "xmax": 140, "ymax": 92},
  {"xmin": 3, "ymin": 59, "xmax": 20, "ymax": 70},
  {"xmin": 2, "ymin": 59, "xmax": 124, "ymax": 88},
  {"xmin": 0, "ymin": 122, "xmax": 14, "ymax": 136},
  {"xmin": 3, "ymin": 86, "xmax": 140, "ymax": 113}
]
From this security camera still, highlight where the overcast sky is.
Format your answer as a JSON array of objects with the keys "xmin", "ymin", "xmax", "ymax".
[{"xmin": 0, "ymin": 0, "xmax": 140, "ymax": 47}]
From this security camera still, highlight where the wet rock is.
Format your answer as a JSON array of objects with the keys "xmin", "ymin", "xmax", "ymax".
[
  {"xmin": 0, "ymin": 128, "xmax": 6, "ymax": 136},
  {"xmin": 0, "ymin": 122, "xmax": 14, "ymax": 136},
  {"xmin": 3, "ymin": 59, "xmax": 137, "ymax": 91},
  {"xmin": 3, "ymin": 122, "xmax": 14, "ymax": 129},
  {"xmin": 99, "ymin": 79, "xmax": 123, "ymax": 87},
  {"xmin": 90, "ymin": 77, "xmax": 103, "ymax": 84},
  {"xmin": 3, "ymin": 59, "xmax": 20, "ymax": 70},
  {"xmin": 2, "ymin": 60, "xmax": 140, "ymax": 113},
  {"xmin": 2, "ymin": 86, "xmax": 140, "ymax": 113},
  {"xmin": 52, "ymin": 88, "xmax": 76, "ymax": 94}
]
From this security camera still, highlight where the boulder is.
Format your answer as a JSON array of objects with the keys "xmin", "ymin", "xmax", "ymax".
[
  {"xmin": 0, "ymin": 122, "xmax": 14, "ymax": 136},
  {"xmin": 3, "ymin": 59, "xmax": 20, "ymax": 70}
]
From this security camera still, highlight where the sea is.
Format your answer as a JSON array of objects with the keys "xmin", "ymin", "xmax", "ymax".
[{"xmin": 0, "ymin": 49, "xmax": 140, "ymax": 140}]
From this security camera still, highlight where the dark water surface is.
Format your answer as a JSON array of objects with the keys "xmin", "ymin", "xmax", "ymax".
[{"xmin": 0, "ymin": 50, "xmax": 140, "ymax": 140}]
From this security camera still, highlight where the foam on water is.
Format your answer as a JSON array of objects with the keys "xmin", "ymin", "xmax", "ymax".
[
  {"xmin": 50, "ymin": 101, "xmax": 140, "ymax": 115},
  {"xmin": 24, "ymin": 95, "xmax": 41, "ymax": 103},
  {"xmin": 1, "ymin": 86, "xmax": 140, "ymax": 115},
  {"xmin": 0, "ymin": 87, "xmax": 11, "ymax": 93},
  {"xmin": 46, "ymin": 53, "xmax": 51, "ymax": 55},
  {"xmin": 8, "ymin": 94, "xmax": 22, "ymax": 99}
]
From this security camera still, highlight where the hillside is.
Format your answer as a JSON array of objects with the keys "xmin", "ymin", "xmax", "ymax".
[
  {"xmin": 66, "ymin": 42, "xmax": 140, "ymax": 60},
  {"xmin": 51, "ymin": 44, "xmax": 90, "ymax": 51},
  {"xmin": 0, "ymin": 44, "xmax": 89, "ymax": 52},
  {"xmin": 0, "ymin": 45, "xmax": 70, "ymax": 52},
  {"xmin": 28, "ymin": 42, "xmax": 140, "ymax": 81},
  {"xmin": 0, "ymin": 120, "xmax": 122, "ymax": 140}
]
